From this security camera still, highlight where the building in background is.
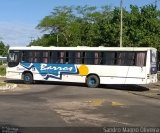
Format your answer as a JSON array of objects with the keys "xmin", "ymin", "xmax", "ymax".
[{"xmin": 0, "ymin": 56, "xmax": 7, "ymax": 64}]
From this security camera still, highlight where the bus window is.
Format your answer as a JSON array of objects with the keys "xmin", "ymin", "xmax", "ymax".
[
  {"xmin": 28, "ymin": 51, "xmax": 34, "ymax": 63},
  {"xmin": 59, "ymin": 51, "xmax": 65, "ymax": 64},
  {"xmin": 28, "ymin": 51, "xmax": 41, "ymax": 63},
  {"xmin": 21, "ymin": 51, "xmax": 29, "ymax": 63},
  {"xmin": 75, "ymin": 52, "xmax": 82, "ymax": 64},
  {"xmin": 136, "ymin": 52, "xmax": 146, "ymax": 66},
  {"xmin": 50, "ymin": 51, "xmax": 59, "ymax": 63},
  {"xmin": 8, "ymin": 51, "xmax": 20, "ymax": 67},
  {"xmin": 43, "ymin": 51, "xmax": 49, "ymax": 57},
  {"xmin": 84, "ymin": 52, "xmax": 94, "ymax": 64},
  {"xmin": 116, "ymin": 52, "xmax": 135, "ymax": 66},
  {"xmin": 94, "ymin": 52, "xmax": 102, "ymax": 65},
  {"xmin": 102, "ymin": 52, "xmax": 115, "ymax": 65},
  {"xmin": 68, "ymin": 51, "xmax": 75, "ymax": 64},
  {"xmin": 50, "ymin": 51, "xmax": 66, "ymax": 64},
  {"xmin": 117, "ymin": 52, "xmax": 126, "ymax": 65},
  {"xmin": 125, "ymin": 52, "xmax": 135, "ymax": 66},
  {"xmin": 42, "ymin": 51, "xmax": 49, "ymax": 63}
]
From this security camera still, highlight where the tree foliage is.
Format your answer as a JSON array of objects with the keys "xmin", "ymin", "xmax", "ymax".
[
  {"xmin": 0, "ymin": 41, "xmax": 9, "ymax": 56},
  {"xmin": 30, "ymin": 4, "xmax": 160, "ymax": 51}
]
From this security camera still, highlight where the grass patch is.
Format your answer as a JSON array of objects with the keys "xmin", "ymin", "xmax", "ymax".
[
  {"xmin": 0, "ymin": 66, "xmax": 6, "ymax": 76},
  {"xmin": 0, "ymin": 82, "xmax": 6, "ymax": 86}
]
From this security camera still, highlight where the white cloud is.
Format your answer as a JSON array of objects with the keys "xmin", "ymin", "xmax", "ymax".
[{"xmin": 0, "ymin": 21, "xmax": 43, "ymax": 46}]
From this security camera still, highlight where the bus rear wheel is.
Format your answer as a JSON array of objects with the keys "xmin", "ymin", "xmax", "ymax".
[
  {"xmin": 86, "ymin": 75, "xmax": 100, "ymax": 88},
  {"xmin": 23, "ymin": 73, "xmax": 33, "ymax": 84}
]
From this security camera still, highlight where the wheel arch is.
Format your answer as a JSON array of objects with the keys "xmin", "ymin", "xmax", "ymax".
[
  {"xmin": 86, "ymin": 73, "xmax": 100, "ymax": 83},
  {"xmin": 22, "ymin": 71, "xmax": 34, "ymax": 80}
]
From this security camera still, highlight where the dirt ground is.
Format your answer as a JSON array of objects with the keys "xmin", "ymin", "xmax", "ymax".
[{"xmin": 132, "ymin": 81, "xmax": 160, "ymax": 99}]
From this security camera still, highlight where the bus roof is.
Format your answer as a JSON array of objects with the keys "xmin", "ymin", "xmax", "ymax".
[{"xmin": 9, "ymin": 46, "xmax": 156, "ymax": 51}]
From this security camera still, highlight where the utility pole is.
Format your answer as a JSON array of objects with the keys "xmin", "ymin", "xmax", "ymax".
[{"xmin": 120, "ymin": 0, "xmax": 123, "ymax": 47}]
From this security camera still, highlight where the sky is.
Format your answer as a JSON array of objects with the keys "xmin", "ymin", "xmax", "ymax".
[{"xmin": 0, "ymin": 0, "xmax": 159, "ymax": 46}]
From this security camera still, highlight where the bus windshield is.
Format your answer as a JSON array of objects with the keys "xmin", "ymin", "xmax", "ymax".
[
  {"xmin": 8, "ymin": 51, "xmax": 20, "ymax": 67},
  {"xmin": 151, "ymin": 50, "xmax": 157, "ymax": 63},
  {"xmin": 150, "ymin": 50, "xmax": 157, "ymax": 74}
]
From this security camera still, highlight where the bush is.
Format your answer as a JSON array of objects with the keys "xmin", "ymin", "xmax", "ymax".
[{"xmin": 0, "ymin": 66, "xmax": 6, "ymax": 76}]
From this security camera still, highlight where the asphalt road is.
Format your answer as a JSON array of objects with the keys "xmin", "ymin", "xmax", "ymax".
[{"xmin": 0, "ymin": 80, "xmax": 160, "ymax": 132}]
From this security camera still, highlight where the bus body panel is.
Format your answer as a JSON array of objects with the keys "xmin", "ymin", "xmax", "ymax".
[
  {"xmin": 7, "ymin": 63, "xmax": 153, "ymax": 84},
  {"xmin": 6, "ymin": 47, "xmax": 158, "ymax": 85}
]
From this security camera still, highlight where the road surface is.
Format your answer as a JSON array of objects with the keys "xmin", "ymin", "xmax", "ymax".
[{"xmin": 0, "ymin": 79, "xmax": 160, "ymax": 132}]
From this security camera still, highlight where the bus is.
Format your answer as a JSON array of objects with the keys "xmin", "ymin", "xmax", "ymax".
[{"xmin": 6, "ymin": 46, "xmax": 157, "ymax": 88}]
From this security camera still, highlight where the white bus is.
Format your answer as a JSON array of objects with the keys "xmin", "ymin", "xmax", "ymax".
[{"xmin": 6, "ymin": 46, "xmax": 157, "ymax": 87}]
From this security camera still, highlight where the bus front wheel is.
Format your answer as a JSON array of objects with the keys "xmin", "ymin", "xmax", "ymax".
[
  {"xmin": 23, "ymin": 73, "xmax": 33, "ymax": 84},
  {"xmin": 86, "ymin": 75, "xmax": 100, "ymax": 88}
]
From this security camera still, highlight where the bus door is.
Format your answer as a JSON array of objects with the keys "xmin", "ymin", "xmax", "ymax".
[{"xmin": 150, "ymin": 49, "xmax": 157, "ymax": 74}]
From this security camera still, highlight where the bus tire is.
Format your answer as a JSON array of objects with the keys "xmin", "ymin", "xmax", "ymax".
[
  {"xmin": 23, "ymin": 73, "xmax": 33, "ymax": 84},
  {"xmin": 86, "ymin": 75, "xmax": 100, "ymax": 88}
]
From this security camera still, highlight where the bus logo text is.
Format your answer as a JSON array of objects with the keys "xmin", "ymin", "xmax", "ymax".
[{"xmin": 40, "ymin": 64, "xmax": 73, "ymax": 71}]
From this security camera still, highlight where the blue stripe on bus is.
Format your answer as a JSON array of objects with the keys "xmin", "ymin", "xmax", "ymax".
[{"xmin": 20, "ymin": 63, "xmax": 78, "ymax": 80}]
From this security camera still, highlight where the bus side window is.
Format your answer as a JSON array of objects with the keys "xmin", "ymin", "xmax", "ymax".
[
  {"xmin": 94, "ymin": 52, "xmax": 102, "ymax": 65},
  {"xmin": 135, "ymin": 52, "xmax": 146, "ymax": 66},
  {"xmin": 28, "ymin": 51, "xmax": 33, "ymax": 63},
  {"xmin": 34, "ymin": 51, "xmax": 41, "ymax": 63},
  {"xmin": 117, "ymin": 52, "xmax": 126, "ymax": 65},
  {"xmin": 114, "ymin": 52, "xmax": 136, "ymax": 66},
  {"xmin": 50, "ymin": 51, "xmax": 58, "ymax": 64},
  {"xmin": 68, "ymin": 51, "xmax": 75, "ymax": 64},
  {"xmin": 102, "ymin": 52, "xmax": 115, "ymax": 65},
  {"xmin": 50, "ymin": 51, "xmax": 66, "ymax": 64},
  {"xmin": 65, "ymin": 51, "xmax": 69, "ymax": 64},
  {"xmin": 42, "ymin": 51, "xmax": 49, "ymax": 63},
  {"xmin": 25, "ymin": 51, "xmax": 41, "ymax": 63},
  {"xmin": 59, "ymin": 51, "xmax": 65, "ymax": 64},
  {"xmin": 125, "ymin": 52, "xmax": 135, "ymax": 66},
  {"xmin": 34, "ymin": 58, "xmax": 38, "ymax": 63},
  {"xmin": 21, "ymin": 51, "xmax": 29, "ymax": 63},
  {"xmin": 84, "ymin": 52, "xmax": 94, "ymax": 65},
  {"xmin": 75, "ymin": 52, "xmax": 82, "ymax": 64},
  {"xmin": 43, "ymin": 58, "xmax": 48, "ymax": 63}
]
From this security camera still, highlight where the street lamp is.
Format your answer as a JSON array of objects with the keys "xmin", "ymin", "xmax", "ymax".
[{"xmin": 120, "ymin": 0, "xmax": 123, "ymax": 47}]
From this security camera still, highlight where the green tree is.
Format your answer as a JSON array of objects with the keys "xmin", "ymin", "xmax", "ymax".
[
  {"xmin": 37, "ymin": 6, "xmax": 75, "ymax": 46},
  {"xmin": 30, "ymin": 4, "xmax": 160, "ymax": 51},
  {"xmin": 32, "ymin": 5, "xmax": 113, "ymax": 47},
  {"xmin": 0, "ymin": 41, "xmax": 9, "ymax": 56},
  {"xmin": 123, "ymin": 4, "xmax": 160, "ymax": 48}
]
